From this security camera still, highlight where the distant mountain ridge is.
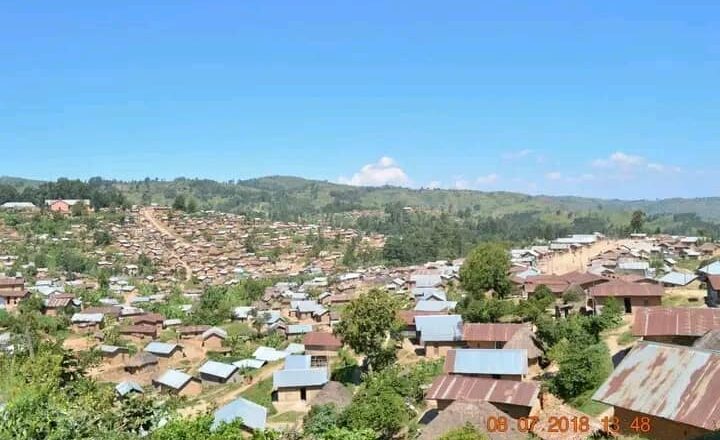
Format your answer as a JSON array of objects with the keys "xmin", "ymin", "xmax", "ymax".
[{"xmin": 3, "ymin": 174, "xmax": 720, "ymax": 221}]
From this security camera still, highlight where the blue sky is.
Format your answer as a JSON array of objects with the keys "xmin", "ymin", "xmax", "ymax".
[{"xmin": 2, "ymin": 1, "xmax": 719, "ymax": 199}]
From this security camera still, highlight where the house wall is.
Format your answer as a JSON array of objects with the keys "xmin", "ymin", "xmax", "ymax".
[
  {"xmin": 177, "ymin": 380, "xmax": 203, "ymax": 397},
  {"xmin": 492, "ymin": 402, "xmax": 533, "ymax": 419},
  {"xmin": 613, "ymin": 407, "xmax": 709, "ymax": 440},
  {"xmin": 276, "ymin": 386, "xmax": 322, "ymax": 402},
  {"xmin": 103, "ymin": 352, "xmax": 128, "ymax": 366},
  {"xmin": 643, "ymin": 335, "xmax": 698, "ymax": 346},
  {"xmin": 593, "ymin": 296, "xmax": 662, "ymax": 312},
  {"xmin": 465, "ymin": 341, "xmax": 500, "ymax": 349},
  {"xmin": 200, "ymin": 372, "xmax": 240, "ymax": 385},
  {"xmin": 450, "ymin": 372, "xmax": 523, "ymax": 381},
  {"xmin": 424, "ymin": 341, "xmax": 462, "ymax": 359},
  {"xmin": 202, "ymin": 335, "xmax": 224, "ymax": 349}
]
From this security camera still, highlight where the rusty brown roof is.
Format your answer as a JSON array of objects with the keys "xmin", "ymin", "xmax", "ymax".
[
  {"xmin": 397, "ymin": 310, "xmax": 446, "ymax": 326},
  {"xmin": 0, "ymin": 290, "xmax": 30, "ymax": 298},
  {"xmin": 0, "ymin": 278, "xmax": 24, "ymax": 288},
  {"xmin": 708, "ymin": 275, "xmax": 720, "ymax": 291},
  {"xmin": 633, "ymin": 307, "xmax": 720, "ymax": 337},
  {"xmin": 462, "ymin": 323, "xmax": 526, "ymax": 342},
  {"xmin": 592, "ymin": 341, "xmax": 720, "ymax": 430},
  {"xmin": 589, "ymin": 279, "xmax": 664, "ymax": 297},
  {"xmin": 303, "ymin": 331, "xmax": 342, "ymax": 349},
  {"xmin": 118, "ymin": 325, "xmax": 158, "ymax": 336},
  {"xmin": 426, "ymin": 374, "xmax": 540, "ymax": 408}
]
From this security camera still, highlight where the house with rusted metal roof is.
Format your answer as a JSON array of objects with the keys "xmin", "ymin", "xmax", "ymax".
[
  {"xmin": 425, "ymin": 374, "xmax": 540, "ymax": 418},
  {"xmin": 589, "ymin": 279, "xmax": 664, "ymax": 313},
  {"xmin": 633, "ymin": 307, "xmax": 720, "ymax": 345},
  {"xmin": 593, "ymin": 341, "xmax": 720, "ymax": 440},
  {"xmin": 462, "ymin": 323, "xmax": 526, "ymax": 349}
]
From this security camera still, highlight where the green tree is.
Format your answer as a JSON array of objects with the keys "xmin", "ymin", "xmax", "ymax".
[
  {"xmin": 630, "ymin": 210, "xmax": 646, "ymax": 233},
  {"xmin": 172, "ymin": 194, "xmax": 186, "ymax": 211},
  {"xmin": 459, "ymin": 243, "xmax": 511, "ymax": 298},
  {"xmin": 340, "ymin": 386, "xmax": 408, "ymax": 439},
  {"xmin": 186, "ymin": 197, "xmax": 198, "ymax": 213},
  {"xmin": 549, "ymin": 342, "xmax": 612, "ymax": 400},
  {"xmin": 597, "ymin": 297, "xmax": 623, "ymax": 330},
  {"xmin": 334, "ymin": 289, "xmax": 401, "ymax": 371}
]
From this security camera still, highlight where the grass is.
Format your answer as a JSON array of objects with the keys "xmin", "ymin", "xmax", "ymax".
[
  {"xmin": 240, "ymin": 377, "xmax": 277, "ymax": 415},
  {"xmin": 269, "ymin": 411, "xmax": 304, "ymax": 424},
  {"xmin": 617, "ymin": 330, "xmax": 638, "ymax": 346},
  {"xmin": 570, "ymin": 390, "xmax": 610, "ymax": 417},
  {"xmin": 222, "ymin": 321, "xmax": 256, "ymax": 338}
]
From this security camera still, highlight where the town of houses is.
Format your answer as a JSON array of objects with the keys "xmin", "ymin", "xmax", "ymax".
[{"xmin": 3, "ymin": 203, "xmax": 720, "ymax": 439}]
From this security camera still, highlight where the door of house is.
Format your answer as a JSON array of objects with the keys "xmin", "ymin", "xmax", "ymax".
[
  {"xmin": 300, "ymin": 388, "xmax": 307, "ymax": 401},
  {"xmin": 624, "ymin": 298, "xmax": 632, "ymax": 313}
]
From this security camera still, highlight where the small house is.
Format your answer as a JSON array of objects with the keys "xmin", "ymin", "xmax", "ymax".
[
  {"xmin": 153, "ymin": 369, "xmax": 202, "ymax": 397},
  {"xmin": 201, "ymin": 327, "xmax": 227, "ymax": 349},
  {"xmin": 444, "ymin": 349, "xmax": 528, "ymax": 381},
  {"xmin": 414, "ymin": 314, "xmax": 464, "ymax": 358},
  {"xmin": 212, "ymin": 398, "xmax": 267, "ymax": 433},
  {"xmin": 198, "ymin": 360, "xmax": 240, "ymax": 385}
]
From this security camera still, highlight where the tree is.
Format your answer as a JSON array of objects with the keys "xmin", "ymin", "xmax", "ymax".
[
  {"xmin": 459, "ymin": 243, "xmax": 511, "ymax": 298},
  {"xmin": 597, "ymin": 297, "xmax": 623, "ymax": 330},
  {"xmin": 459, "ymin": 297, "xmax": 514, "ymax": 323},
  {"xmin": 186, "ymin": 197, "xmax": 198, "ymax": 213},
  {"xmin": 303, "ymin": 404, "xmax": 340, "ymax": 438},
  {"xmin": 71, "ymin": 202, "xmax": 86, "ymax": 217},
  {"xmin": 334, "ymin": 289, "xmax": 402, "ymax": 371},
  {"xmin": 630, "ymin": 210, "xmax": 646, "ymax": 233},
  {"xmin": 340, "ymin": 385, "xmax": 408, "ymax": 438},
  {"xmin": 549, "ymin": 342, "xmax": 612, "ymax": 400},
  {"xmin": 172, "ymin": 194, "xmax": 186, "ymax": 211}
]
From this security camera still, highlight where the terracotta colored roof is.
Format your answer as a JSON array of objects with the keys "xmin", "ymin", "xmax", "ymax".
[
  {"xmin": 462, "ymin": 323, "xmax": 525, "ymax": 342},
  {"xmin": 0, "ymin": 290, "xmax": 29, "ymax": 298},
  {"xmin": 708, "ymin": 275, "xmax": 720, "ymax": 291},
  {"xmin": 0, "ymin": 278, "xmax": 24, "ymax": 288},
  {"xmin": 303, "ymin": 332, "xmax": 342, "ymax": 349},
  {"xmin": 45, "ymin": 295, "xmax": 74, "ymax": 308},
  {"xmin": 118, "ymin": 325, "xmax": 158, "ymax": 336},
  {"xmin": 589, "ymin": 280, "xmax": 664, "ymax": 297},
  {"xmin": 633, "ymin": 307, "xmax": 720, "ymax": 337},
  {"xmin": 561, "ymin": 271, "xmax": 608, "ymax": 287},
  {"xmin": 85, "ymin": 306, "xmax": 122, "ymax": 317},
  {"xmin": 178, "ymin": 325, "xmax": 211, "ymax": 335},
  {"xmin": 426, "ymin": 374, "xmax": 540, "ymax": 408},
  {"xmin": 131, "ymin": 313, "xmax": 164, "ymax": 325}
]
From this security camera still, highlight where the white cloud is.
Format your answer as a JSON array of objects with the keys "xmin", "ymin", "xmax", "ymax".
[
  {"xmin": 545, "ymin": 171, "xmax": 562, "ymax": 181},
  {"xmin": 453, "ymin": 178, "xmax": 470, "ymax": 190},
  {"xmin": 338, "ymin": 156, "xmax": 410, "ymax": 187},
  {"xmin": 502, "ymin": 149, "xmax": 534, "ymax": 160},
  {"xmin": 476, "ymin": 173, "xmax": 499, "ymax": 185},
  {"xmin": 592, "ymin": 151, "xmax": 645, "ymax": 169}
]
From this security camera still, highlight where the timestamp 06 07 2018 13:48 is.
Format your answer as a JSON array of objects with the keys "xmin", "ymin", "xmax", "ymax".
[{"xmin": 486, "ymin": 415, "xmax": 653, "ymax": 435}]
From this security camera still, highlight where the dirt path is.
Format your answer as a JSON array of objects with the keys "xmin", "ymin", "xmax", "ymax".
[
  {"xmin": 539, "ymin": 239, "xmax": 627, "ymax": 274},
  {"xmin": 140, "ymin": 208, "xmax": 193, "ymax": 281},
  {"xmin": 179, "ymin": 362, "xmax": 285, "ymax": 416}
]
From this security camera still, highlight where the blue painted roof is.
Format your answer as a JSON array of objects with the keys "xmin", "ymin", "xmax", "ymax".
[
  {"xmin": 199, "ymin": 360, "xmax": 238, "ymax": 379},
  {"xmin": 451, "ymin": 349, "xmax": 528, "ymax": 375},
  {"xmin": 273, "ymin": 368, "xmax": 328, "ymax": 389},
  {"xmin": 287, "ymin": 324, "xmax": 314, "ymax": 334},
  {"xmin": 284, "ymin": 355, "xmax": 312, "ymax": 370},
  {"xmin": 154, "ymin": 369, "xmax": 193, "ymax": 389},
  {"xmin": 115, "ymin": 381, "xmax": 143, "ymax": 396},
  {"xmin": 144, "ymin": 342, "xmax": 179, "ymax": 355},
  {"xmin": 700, "ymin": 261, "xmax": 720, "ymax": 276},
  {"xmin": 212, "ymin": 397, "xmax": 267, "ymax": 431},
  {"xmin": 414, "ymin": 314, "xmax": 463, "ymax": 342},
  {"xmin": 658, "ymin": 271, "xmax": 697, "ymax": 286}
]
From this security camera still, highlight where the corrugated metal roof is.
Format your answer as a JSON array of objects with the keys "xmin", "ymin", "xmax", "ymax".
[
  {"xmin": 414, "ymin": 300, "xmax": 456, "ymax": 312},
  {"xmin": 699, "ymin": 261, "xmax": 720, "ymax": 276},
  {"xmin": 273, "ymin": 367, "xmax": 328, "ymax": 389},
  {"xmin": 154, "ymin": 369, "xmax": 192, "ymax": 389},
  {"xmin": 253, "ymin": 346, "xmax": 288, "ymax": 362},
  {"xmin": 199, "ymin": 360, "xmax": 238, "ymax": 379},
  {"xmin": 426, "ymin": 374, "xmax": 539, "ymax": 407},
  {"xmin": 592, "ymin": 341, "xmax": 720, "ymax": 430},
  {"xmin": 284, "ymin": 343, "xmax": 305, "ymax": 354},
  {"xmin": 462, "ymin": 323, "xmax": 526, "ymax": 342},
  {"xmin": 284, "ymin": 355, "xmax": 312, "ymax": 370},
  {"xmin": 287, "ymin": 324, "xmax": 314, "ymax": 334},
  {"xmin": 71, "ymin": 313, "xmax": 104, "ymax": 323},
  {"xmin": 633, "ymin": 307, "xmax": 720, "ymax": 337},
  {"xmin": 658, "ymin": 271, "xmax": 697, "ymax": 286},
  {"xmin": 446, "ymin": 349, "xmax": 528, "ymax": 375},
  {"xmin": 212, "ymin": 397, "xmax": 267, "ymax": 431},
  {"xmin": 233, "ymin": 359, "xmax": 265, "ymax": 369},
  {"xmin": 590, "ymin": 280, "xmax": 664, "ymax": 297},
  {"xmin": 202, "ymin": 327, "xmax": 228, "ymax": 340},
  {"xmin": 415, "ymin": 315, "xmax": 463, "ymax": 343},
  {"xmin": 144, "ymin": 342, "xmax": 179, "ymax": 355},
  {"xmin": 115, "ymin": 381, "xmax": 143, "ymax": 396}
]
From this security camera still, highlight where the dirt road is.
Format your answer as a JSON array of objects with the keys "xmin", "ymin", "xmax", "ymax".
[
  {"xmin": 140, "ymin": 208, "xmax": 193, "ymax": 281},
  {"xmin": 538, "ymin": 239, "xmax": 626, "ymax": 274}
]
